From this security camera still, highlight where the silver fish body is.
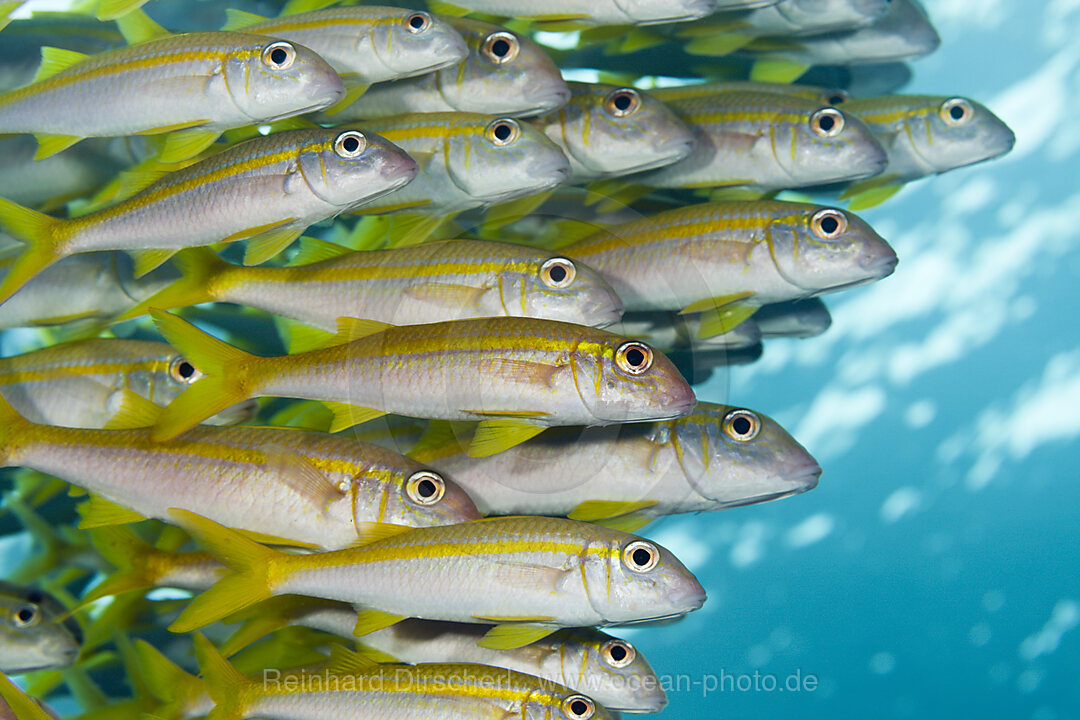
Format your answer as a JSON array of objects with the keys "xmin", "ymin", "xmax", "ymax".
[
  {"xmin": 325, "ymin": 17, "xmax": 569, "ymax": 119},
  {"xmin": 533, "ymin": 82, "xmax": 694, "ymax": 183},
  {"xmin": 435, "ymin": 0, "xmax": 716, "ymax": 25},
  {"xmin": 615, "ymin": 311, "xmax": 763, "ymax": 352},
  {"xmin": 0, "ymin": 582, "xmax": 81, "ymax": 675}
]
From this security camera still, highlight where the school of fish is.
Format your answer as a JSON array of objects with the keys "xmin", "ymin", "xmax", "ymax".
[{"xmin": 0, "ymin": 0, "xmax": 1014, "ymax": 717}]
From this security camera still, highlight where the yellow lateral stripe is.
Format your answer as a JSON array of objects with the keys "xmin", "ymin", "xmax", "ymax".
[
  {"xmin": 0, "ymin": 358, "xmax": 169, "ymax": 383},
  {"xmin": 266, "ymin": 258, "xmax": 536, "ymax": 284},
  {"xmin": 248, "ymin": 14, "xmax": 402, "ymax": 32}
]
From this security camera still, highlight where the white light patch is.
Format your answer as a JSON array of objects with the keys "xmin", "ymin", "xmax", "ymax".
[
  {"xmin": 794, "ymin": 384, "xmax": 887, "ymax": 459},
  {"xmin": 560, "ymin": 68, "xmax": 600, "ymax": 83},
  {"xmin": 784, "ymin": 513, "xmax": 834, "ymax": 548},
  {"xmin": 880, "ymin": 487, "xmax": 922, "ymax": 523},
  {"xmin": 730, "ymin": 521, "xmax": 767, "ymax": 569},
  {"xmin": 905, "ymin": 400, "xmax": 937, "ymax": 428},
  {"xmin": 532, "ymin": 30, "xmax": 580, "ymax": 50},
  {"xmin": 650, "ymin": 523, "xmax": 710, "ymax": 575},
  {"xmin": 1019, "ymin": 599, "xmax": 1080, "ymax": 662}
]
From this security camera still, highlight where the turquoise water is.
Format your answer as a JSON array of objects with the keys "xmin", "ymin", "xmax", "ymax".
[{"xmin": 633, "ymin": 2, "xmax": 1080, "ymax": 717}]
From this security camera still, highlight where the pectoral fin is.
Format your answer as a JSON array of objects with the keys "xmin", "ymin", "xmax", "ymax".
[
  {"xmin": 749, "ymin": 58, "xmax": 810, "ymax": 84},
  {"xmin": 843, "ymin": 180, "xmax": 903, "ymax": 210},
  {"xmin": 262, "ymin": 447, "xmax": 346, "ymax": 510},
  {"xmin": 324, "ymin": 402, "xmax": 388, "ymax": 433},
  {"xmin": 128, "ymin": 248, "xmax": 178, "ymax": 278},
  {"xmin": 156, "ymin": 128, "xmax": 221, "ymax": 163},
  {"xmin": 102, "ymin": 390, "xmax": 163, "ymax": 429},
  {"xmin": 404, "ymin": 282, "xmax": 487, "ymax": 308},
  {"xmin": 77, "ymin": 495, "xmax": 147, "ymax": 529},
  {"xmin": 678, "ymin": 292, "xmax": 754, "ymax": 315},
  {"xmin": 696, "ymin": 303, "xmax": 758, "ymax": 338},
  {"xmin": 683, "ymin": 32, "xmax": 754, "ymax": 57},
  {"xmin": 320, "ymin": 82, "xmax": 371, "ymax": 116},
  {"xmin": 33, "ymin": 133, "xmax": 82, "ymax": 160},
  {"xmin": 286, "ymin": 236, "xmax": 351, "ymax": 266},
  {"xmin": 592, "ymin": 511, "xmax": 655, "ymax": 533},
  {"xmin": 242, "ymin": 224, "xmax": 302, "ymax": 266}
]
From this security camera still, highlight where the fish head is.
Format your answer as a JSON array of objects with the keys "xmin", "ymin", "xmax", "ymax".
[
  {"xmin": 672, "ymin": 403, "xmax": 821, "ymax": 508},
  {"xmin": 567, "ymin": 629, "xmax": 668, "ymax": 712},
  {"xmin": 903, "ymin": 96, "xmax": 1016, "ymax": 174},
  {"xmin": 613, "ymin": 0, "xmax": 717, "ymax": 24},
  {"xmin": 0, "ymin": 583, "xmax": 81, "ymax": 674},
  {"xmin": 583, "ymin": 530, "xmax": 705, "ymax": 624},
  {"xmin": 772, "ymin": 101, "xmax": 888, "ymax": 184},
  {"xmin": 445, "ymin": 116, "xmax": 570, "ymax": 205},
  {"xmin": 367, "ymin": 10, "xmax": 470, "ymax": 78},
  {"xmin": 494, "ymin": 251, "xmax": 624, "ymax": 327},
  {"xmin": 224, "ymin": 37, "xmax": 345, "ymax": 121},
  {"xmin": 375, "ymin": 466, "xmax": 483, "ymax": 528},
  {"xmin": 438, "ymin": 18, "xmax": 569, "ymax": 116},
  {"xmin": 540, "ymin": 83, "xmax": 694, "ymax": 181},
  {"xmin": 570, "ymin": 335, "xmax": 695, "ymax": 424},
  {"xmin": 775, "ymin": 0, "xmax": 891, "ymax": 31},
  {"xmin": 836, "ymin": 0, "xmax": 941, "ymax": 62},
  {"xmin": 764, "ymin": 203, "xmax": 897, "ymax": 295},
  {"xmin": 298, "ymin": 129, "xmax": 418, "ymax": 210}
]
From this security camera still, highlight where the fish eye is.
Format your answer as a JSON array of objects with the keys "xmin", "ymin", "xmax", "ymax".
[
  {"xmin": 723, "ymin": 409, "xmax": 761, "ymax": 442},
  {"xmin": 561, "ymin": 695, "xmax": 595, "ymax": 720},
  {"xmin": 825, "ymin": 90, "xmax": 848, "ymax": 105},
  {"xmin": 600, "ymin": 639, "xmax": 636, "ymax": 668},
  {"xmin": 405, "ymin": 11, "xmax": 431, "ymax": 34},
  {"xmin": 622, "ymin": 540, "xmax": 659, "ymax": 573},
  {"xmin": 809, "ymin": 107, "xmax": 845, "ymax": 137},
  {"xmin": 604, "ymin": 88, "xmax": 641, "ymax": 118},
  {"xmin": 615, "ymin": 341, "xmax": 653, "ymax": 375},
  {"xmin": 539, "ymin": 257, "xmax": 576, "ymax": 288},
  {"xmin": 12, "ymin": 604, "xmax": 40, "ymax": 628},
  {"xmin": 940, "ymin": 97, "xmax": 973, "ymax": 126},
  {"xmin": 168, "ymin": 355, "xmax": 202, "ymax": 384},
  {"xmin": 334, "ymin": 130, "xmax": 367, "ymax": 158},
  {"xmin": 809, "ymin": 208, "xmax": 848, "ymax": 240},
  {"xmin": 482, "ymin": 31, "xmax": 519, "ymax": 64},
  {"xmin": 485, "ymin": 118, "xmax": 520, "ymax": 146},
  {"xmin": 261, "ymin": 41, "xmax": 296, "ymax": 70},
  {"xmin": 406, "ymin": 470, "xmax": 445, "ymax": 506}
]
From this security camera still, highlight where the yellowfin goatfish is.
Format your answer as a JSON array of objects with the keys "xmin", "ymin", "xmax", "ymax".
[
  {"xmin": 117, "ymin": 239, "xmax": 623, "ymax": 331},
  {"xmin": 353, "ymin": 112, "xmax": 570, "ymax": 233},
  {"xmin": 560, "ymin": 201, "xmax": 896, "ymax": 336},
  {"xmin": 0, "ymin": 582, "xmax": 80, "ymax": 675},
  {"xmin": 738, "ymin": 0, "xmax": 940, "ymax": 83},
  {"xmin": 837, "ymin": 94, "xmax": 1016, "ymax": 208},
  {"xmin": 0, "ymin": 393, "xmax": 480, "ymax": 550},
  {"xmin": 221, "ymin": 598, "xmax": 666, "ymax": 713},
  {"xmin": 410, "ymin": 401, "xmax": 819, "ymax": 527},
  {"xmin": 193, "ymin": 636, "xmax": 616, "ymax": 720},
  {"xmin": 0, "ymin": 13, "xmax": 123, "ymax": 92},
  {"xmin": 0, "ymin": 31, "xmax": 344, "ymax": 160},
  {"xmin": 170, "ymin": 512, "xmax": 706, "ymax": 650},
  {"xmin": 0, "ymin": 127, "xmax": 419, "ymax": 307},
  {"xmin": 426, "ymin": 0, "xmax": 716, "ymax": 26},
  {"xmin": 0, "ymin": 136, "xmax": 145, "ymax": 210},
  {"xmin": 533, "ymin": 82, "xmax": 694, "ymax": 183},
  {"xmin": 219, "ymin": 6, "xmax": 469, "ymax": 86},
  {"xmin": 635, "ymin": 90, "xmax": 887, "ymax": 191},
  {"xmin": 149, "ymin": 312, "xmax": 696, "ymax": 456},
  {"xmin": 324, "ymin": 17, "xmax": 569, "ymax": 119},
  {"xmin": 86, "ymin": 526, "xmax": 221, "ymax": 602},
  {"xmin": 0, "ymin": 338, "xmax": 255, "ymax": 428},
  {"xmin": 0, "ymin": 252, "xmax": 172, "ymax": 329}
]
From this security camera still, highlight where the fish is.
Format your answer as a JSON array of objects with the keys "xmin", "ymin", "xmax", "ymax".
[
  {"xmin": 0, "ymin": 127, "xmax": 419, "ymax": 306},
  {"xmin": 426, "ymin": 0, "xmax": 716, "ymax": 26},
  {"xmin": 0, "ymin": 29, "xmax": 345, "ymax": 160},
  {"xmin": 193, "ymin": 636, "xmax": 618, "ymax": 720},
  {"xmin": 407, "ymin": 401, "xmax": 820, "ymax": 527},
  {"xmin": 0, "ymin": 582, "xmax": 81, "ymax": 675},
  {"xmin": 649, "ymin": 80, "xmax": 846, "ymax": 106},
  {"xmin": 632, "ymin": 90, "xmax": 887, "ymax": 192},
  {"xmin": 737, "ymin": 0, "xmax": 940, "ymax": 83},
  {"xmin": 615, "ymin": 310, "xmax": 763, "ymax": 352},
  {"xmin": 557, "ymin": 201, "xmax": 896, "ymax": 335},
  {"xmin": 837, "ymin": 94, "xmax": 1016, "ymax": 208},
  {"xmin": 85, "ymin": 526, "xmax": 222, "ymax": 603},
  {"xmin": 220, "ymin": 598, "xmax": 666, "ymax": 713},
  {"xmin": 532, "ymin": 82, "xmax": 695, "ymax": 183},
  {"xmin": 149, "ymin": 312, "xmax": 696, "ymax": 455},
  {"xmin": 219, "ymin": 6, "xmax": 469, "ymax": 86},
  {"xmin": 322, "ymin": 17, "xmax": 569, "ymax": 119},
  {"xmin": 0, "ymin": 392, "xmax": 481, "ymax": 550},
  {"xmin": 170, "ymin": 512, "xmax": 707, "ymax": 649},
  {"xmin": 0, "ymin": 338, "xmax": 256, "ymax": 428},
  {"xmin": 115, "ymin": 239, "xmax": 624, "ymax": 332},
  {"xmin": 352, "ymin": 112, "xmax": 571, "ymax": 239},
  {"xmin": 0, "ymin": 252, "xmax": 174, "ymax": 330},
  {"xmin": 0, "ymin": 13, "xmax": 123, "ymax": 92},
  {"xmin": 753, "ymin": 297, "xmax": 831, "ymax": 338}
]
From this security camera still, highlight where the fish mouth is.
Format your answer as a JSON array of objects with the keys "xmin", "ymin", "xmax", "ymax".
[
  {"xmin": 346, "ymin": 168, "xmax": 418, "ymax": 209},
  {"xmin": 516, "ymin": 86, "xmax": 571, "ymax": 117},
  {"xmin": 610, "ymin": 138, "xmax": 695, "ymax": 176}
]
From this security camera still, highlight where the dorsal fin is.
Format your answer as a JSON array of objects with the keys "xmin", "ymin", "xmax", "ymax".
[
  {"xmin": 34, "ymin": 47, "xmax": 89, "ymax": 82},
  {"xmin": 114, "ymin": 8, "xmax": 169, "ymax": 44},
  {"xmin": 287, "ymin": 236, "xmax": 352, "ymax": 266},
  {"xmin": 222, "ymin": 8, "xmax": 267, "ymax": 30}
]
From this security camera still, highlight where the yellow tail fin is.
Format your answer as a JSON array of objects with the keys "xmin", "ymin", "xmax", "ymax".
[
  {"xmin": 83, "ymin": 527, "xmax": 158, "ymax": 603},
  {"xmin": 167, "ymin": 509, "xmax": 277, "ymax": 632},
  {"xmin": 134, "ymin": 638, "xmax": 206, "ymax": 712},
  {"xmin": 192, "ymin": 634, "xmax": 253, "ymax": 720},
  {"xmin": 0, "ymin": 393, "xmax": 29, "ymax": 464},
  {"xmin": 149, "ymin": 310, "xmax": 259, "ymax": 441},
  {"xmin": 115, "ymin": 248, "xmax": 228, "ymax": 321},
  {"xmin": 0, "ymin": 198, "xmax": 65, "ymax": 306},
  {"xmin": 0, "ymin": 673, "xmax": 54, "ymax": 720}
]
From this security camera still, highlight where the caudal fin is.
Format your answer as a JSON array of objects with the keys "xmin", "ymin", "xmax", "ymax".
[
  {"xmin": 149, "ymin": 310, "xmax": 259, "ymax": 441},
  {"xmin": 0, "ymin": 393, "xmax": 29, "ymax": 464},
  {"xmin": 0, "ymin": 673, "xmax": 54, "ymax": 720},
  {"xmin": 167, "ymin": 509, "xmax": 277, "ymax": 632},
  {"xmin": 192, "ymin": 634, "xmax": 254, "ymax": 720},
  {"xmin": 83, "ymin": 526, "xmax": 159, "ymax": 603},
  {"xmin": 115, "ymin": 248, "xmax": 228, "ymax": 321},
  {"xmin": 0, "ymin": 198, "xmax": 65, "ymax": 306}
]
